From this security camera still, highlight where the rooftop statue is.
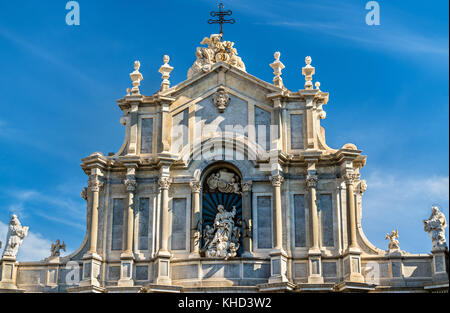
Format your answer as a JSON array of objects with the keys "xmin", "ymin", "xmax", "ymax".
[
  {"xmin": 385, "ymin": 229, "xmax": 400, "ymax": 251},
  {"xmin": 187, "ymin": 34, "xmax": 246, "ymax": 79},
  {"xmin": 423, "ymin": 206, "xmax": 448, "ymax": 251},
  {"xmin": 50, "ymin": 239, "xmax": 66, "ymax": 257},
  {"xmin": 2, "ymin": 215, "xmax": 29, "ymax": 259}
]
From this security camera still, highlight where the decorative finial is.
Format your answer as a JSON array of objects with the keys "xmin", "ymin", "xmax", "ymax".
[
  {"xmin": 302, "ymin": 56, "xmax": 315, "ymax": 90},
  {"xmin": 315, "ymin": 81, "xmax": 321, "ymax": 90},
  {"xmin": 159, "ymin": 55, "xmax": 174, "ymax": 92},
  {"xmin": 208, "ymin": 3, "xmax": 235, "ymax": 39},
  {"xmin": 270, "ymin": 51, "xmax": 285, "ymax": 89},
  {"xmin": 129, "ymin": 60, "xmax": 143, "ymax": 95}
]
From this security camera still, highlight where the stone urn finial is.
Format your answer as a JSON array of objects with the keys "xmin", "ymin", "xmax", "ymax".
[
  {"xmin": 129, "ymin": 60, "xmax": 143, "ymax": 95},
  {"xmin": 302, "ymin": 56, "xmax": 315, "ymax": 90}
]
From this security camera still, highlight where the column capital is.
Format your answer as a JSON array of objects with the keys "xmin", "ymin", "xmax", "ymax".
[
  {"xmin": 306, "ymin": 174, "xmax": 318, "ymax": 188},
  {"xmin": 88, "ymin": 175, "xmax": 104, "ymax": 192},
  {"xmin": 343, "ymin": 173, "xmax": 360, "ymax": 185},
  {"xmin": 356, "ymin": 180, "xmax": 367, "ymax": 194},
  {"xmin": 158, "ymin": 177, "xmax": 172, "ymax": 190},
  {"xmin": 189, "ymin": 179, "xmax": 202, "ymax": 193},
  {"xmin": 124, "ymin": 177, "xmax": 137, "ymax": 192},
  {"xmin": 271, "ymin": 175, "xmax": 284, "ymax": 187},
  {"xmin": 242, "ymin": 181, "xmax": 253, "ymax": 192}
]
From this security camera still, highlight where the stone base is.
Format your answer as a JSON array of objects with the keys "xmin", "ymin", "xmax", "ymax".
[
  {"xmin": 257, "ymin": 282, "xmax": 296, "ymax": 292},
  {"xmin": 424, "ymin": 282, "xmax": 449, "ymax": 293},
  {"xmin": 66, "ymin": 285, "xmax": 106, "ymax": 293},
  {"xmin": 307, "ymin": 275, "xmax": 324, "ymax": 284},
  {"xmin": 139, "ymin": 284, "xmax": 183, "ymax": 293},
  {"xmin": 297, "ymin": 283, "xmax": 335, "ymax": 292},
  {"xmin": 118, "ymin": 278, "xmax": 134, "ymax": 287},
  {"xmin": 0, "ymin": 282, "xmax": 24, "ymax": 292},
  {"xmin": 336, "ymin": 281, "xmax": 376, "ymax": 292}
]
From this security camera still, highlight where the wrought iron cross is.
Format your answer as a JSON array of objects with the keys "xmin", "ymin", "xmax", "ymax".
[{"xmin": 208, "ymin": 3, "xmax": 235, "ymax": 39}]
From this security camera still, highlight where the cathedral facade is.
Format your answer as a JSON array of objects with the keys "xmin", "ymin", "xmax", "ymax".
[{"xmin": 0, "ymin": 34, "xmax": 448, "ymax": 293}]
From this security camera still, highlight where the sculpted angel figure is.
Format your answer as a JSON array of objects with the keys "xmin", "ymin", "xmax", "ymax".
[
  {"xmin": 50, "ymin": 239, "xmax": 66, "ymax": 257},
  {"xmin": 385, "ymin": 229, "xmax": 400, "ymax": 250},
  {"xmin": 423, "ymin": 206, "xmax": 448, "ymax": 251},
  {"xmin": 2, "ymin": 215, "xmax": 29, "ymax": 258}
]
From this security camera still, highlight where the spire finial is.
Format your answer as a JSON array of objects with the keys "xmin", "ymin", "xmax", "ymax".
[
  {"xmin": 270, "ymin": 51, "xmax": 285, "ymax": 89},
  {"xmin": 302, "ymin": 56, "xmax": 315, "ymax": 90},
  {"xmin": 159, "ymin": 55, "xmax": 174, "ymax": 91},
  {"xmin": 129, "ymin": 60, "xmax": 143, "ymax": 95}
]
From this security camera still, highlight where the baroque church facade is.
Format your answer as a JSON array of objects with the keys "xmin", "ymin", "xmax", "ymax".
[{"xmin": 0, "ymin": 33, "xmax": 448, "ymax": 293}]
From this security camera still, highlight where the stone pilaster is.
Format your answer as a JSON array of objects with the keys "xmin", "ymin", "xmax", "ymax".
[
  {"xmin": 241, "ymin": 181, "xmax": 253, "ymax": 257},
  {"xmin": 189, "ymin": 179, "xmax": 201, "ymax": 257},
  {"xmin": 268, "ymin": 174, "xmax": 288, "ymax": 284}
]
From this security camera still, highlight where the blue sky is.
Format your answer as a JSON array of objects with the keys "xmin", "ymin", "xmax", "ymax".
[{"xmin": 0, "ymin": 0, "xmax": 448, "ymax": 260}]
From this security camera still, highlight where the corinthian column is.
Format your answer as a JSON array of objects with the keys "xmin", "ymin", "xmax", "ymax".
[
  {"xmin": 241, "ymin": 181, "xmax": 253, "ymax": 257},
  {"xmin": 344, "ymin": 173, "xmax": 359, "ymax": 249},
  {"xmin": 189, "ymin": 179, "xmax": 201, "ymax": 257},
  {"xmin": 271, "ymin": 174, "xmax": 284, "ymax": 250},
  {"xmin": 88, "ymin": 174, "xmax": 103, "ymax": 254},
  {"xmin": 306, "ymin": 173, "xmax": 319, "ymax": 251},
  {"xmin": 123, "ymin": 176, "xmax": 137, "ymax": 256},
  {"xmin": 158, "ymin": 176, "xmax": 172, "ymax": 253}
]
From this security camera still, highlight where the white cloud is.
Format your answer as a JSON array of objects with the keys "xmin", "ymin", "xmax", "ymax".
[{"xmin": 0, "ymin": 221, "xmax": 53, "ymax": 262}]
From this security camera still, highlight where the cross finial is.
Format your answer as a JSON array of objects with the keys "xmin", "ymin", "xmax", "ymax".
[{"xmin": 208, "ymin": 3, "xmax": 235, "ymax": 40}]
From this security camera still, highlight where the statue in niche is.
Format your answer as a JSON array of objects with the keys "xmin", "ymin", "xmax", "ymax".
[
  {"xmin": 50, "ymin": 239, "xmax": 66, "ymax": 257},
  {"xmin": 2, "ymin": 215, "xmax": 29, "ymax": 258},
  {"xmin": 423, "ymin": 206, "xmax": 448, "ymax": 251},
  {"xmin": 206, "ymin": 170, "xmax": 240, "ymax": 194},
  {"xmin": 203, "ymin": 205, "xmax": 240, "ymax": 259},
  {"xmin": 385, "ymin": 229, "xmax": 400, "ymax": 251}
]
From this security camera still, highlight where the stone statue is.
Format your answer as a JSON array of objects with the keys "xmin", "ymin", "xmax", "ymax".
[
  {"xmin": 203, "ymin": 205, "xmax": 240, "ymax": 259},
  {"xmin": 2, "ymin": 215, "xmax": 29, "ymax": 258},
  {"xmin": 50, "ymin": 239, "xmax": 66, "ymax": 257},
  {"xmin": 423, "ymin": 206, "xmax": 447, "ymax": 251},
  {"xmin": 385, "ymin": 229, "xmax": 400, "ymax": 251},
  {"xmin": 187, "ymin": 34, "xmax": 246, "ymax": 79}
]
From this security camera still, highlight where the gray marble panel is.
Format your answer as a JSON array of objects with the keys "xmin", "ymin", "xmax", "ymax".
[
  {"xmin": 255, "ymin": 106, "xmax": 271, "ymax": 151},
  {"xmin": 224, "ymin": 264, "xmax": 240, "ymax": 279},
  {"xmin": 171, "ymin": 198, "xmax": 187, "ymax": 250},
  {"xmin": 290, "ymin": 114, "xmax": 304, "ymax": 149},
  {"xmin": 243, "ymin": 263, "xmax": 270, "ymax": 279},
  {"xmin": 319, "ymin": 194, "xmax": 334, "ymax": 247},
  {"xmin": 108, "ymin": 266, "xmax": 120, "ymax": 280},
  {"xmin": 111, "ymin": 198, "xmax": 124, "ymax": 251},
  {"xmin": 17, "ymin": 270, "xmax": 46, "ymax": 285},
  {"xmin": 138, "ymin": 198, "xmax": 150, "ymax": 251},
  {"xmin": 392, "ymin": 262, "xmax": 401, "ymax": 277},
  {"xmin": 257, "ymin": 196, "xmax": 272, "ymax": 249},
  {"xmin": 172, "ymin": 109, "xmax": 189, "ymax": 153},
  {"xmin": 293, "ymin": 194, "xmax": 306, "ymax": 247},
  {"xmin": 172, "ymin": 265, "xmax": 199, "ymax": 280},
  {"xmin": 140, "ymin": 118, "xmax": 153, "ymax": 154},
  {"xmin": 135, "ymin": 265, "xmax": 149, "ymax": 281},
  {"xmin": 403, "ymin": 261, "xmax": 432, "ymax": 278},
  {"xmin": 322, "ymin": 262, "xmax": 337, "ymax": 277},
  {"xmin": 196, "ymin": 94, "xmax": 248, "ymax": 133},
  {"xmin": 294, "ymin": 263, "xmax": 307, "ymax": 278}
]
